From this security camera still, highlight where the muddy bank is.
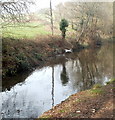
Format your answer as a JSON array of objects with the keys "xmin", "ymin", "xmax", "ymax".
[
  {"xmin": 2, "ymin": 36, "xmax": 102, "ymax": 78},
  {"xmin": 39, "ymin": 80, "xmax": 114, "ymax": 119}
]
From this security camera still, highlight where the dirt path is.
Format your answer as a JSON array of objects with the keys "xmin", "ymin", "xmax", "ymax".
[{"xmin": 39, "ymin": 83, "xmax": 114, "ymax": 119}]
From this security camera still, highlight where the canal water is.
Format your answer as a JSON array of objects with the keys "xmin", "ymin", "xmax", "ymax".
[{"xmin": 1, "ymin": 43, "xmax": 113, "ymax": 118}]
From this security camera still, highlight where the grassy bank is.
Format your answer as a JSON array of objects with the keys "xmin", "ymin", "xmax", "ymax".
[
  {"xmin": 39, "ymin": 79, "xmax": 114, "ymax": 119},
  {"xmin": 2, "ymin": 34, "xmax": 107, "ymax": 78},
  {"xmin": 2, "ymin": 36, "xmax": 73, "ymax": 77}
]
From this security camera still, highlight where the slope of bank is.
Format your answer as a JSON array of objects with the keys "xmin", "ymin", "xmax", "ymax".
[
  {"xmin": 39, "ymin": 81, "xmax": 114, "ymax": 119},
  {"xmin": 2, "ymin": 35, "xmax": 107, "ymax": 78},
  {"xmin": 2, "ymin": 36, "xmax": 73, "ymax": 77}
]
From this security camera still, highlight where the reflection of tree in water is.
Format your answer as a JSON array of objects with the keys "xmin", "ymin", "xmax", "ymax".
[
  {"xmin": 72, "ymin": 45, "xmax": 113, "ymax": 91},
  {"xmin": 61, "ymin": 63, "xmax": 69, "ymax": 85},
  {"xmin": 78, "ymin": 49, "xmax": 101, "ymax": 90},
  {"xmin": 52, "ymin": 66, "xmax": 54, "ymax": 107},
  {"xmin": 67, "ymin": 48, "xmax": 105, "ymax": 91}
]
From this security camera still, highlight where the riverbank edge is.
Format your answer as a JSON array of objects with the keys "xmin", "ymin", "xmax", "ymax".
[
  {"xmin": 2, "ymin": 36, "xmax": 111, "ymax": 78},
  {"xmin": 39, "ymin": 79, "xmax": 114, "ymax": 119}
]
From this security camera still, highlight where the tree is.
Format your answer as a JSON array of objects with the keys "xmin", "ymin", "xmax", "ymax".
[
  {"xmin": 55, "ymin": 2, "xmax": 112, "ymax": 44},
  {"xmin": 50, "ymin": 0, "xmax": 54, "ymax": 36},
  {"xmin": 59, "ymin": 19, "xmax": 69, "ymax": 39},
  {"xmin": 0, "ymin": 0, "xmax": 35, "ymax": 27},
  {"xmin": 39, "ymin": 0, "xmax": 54, "ymax": 35}
]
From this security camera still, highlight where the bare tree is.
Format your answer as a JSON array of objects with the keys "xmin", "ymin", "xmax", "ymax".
[
  {"xmin": 54, "ymin": 2, "xmax": 113, "ymax": 43},
  {"xmin": 38, "ymin": 0, "xmax": 54, "ymax": 35},
  {"xmin": 50, "ymin": 0, "xmax": 54, "ymax": 36},
  {"xmin": 54, "ymin": 3, "xmax": 66, "ymax": 22},
  {"xmin": 0, "ymin": 0, "xmax": 35, "ymax": 27}
]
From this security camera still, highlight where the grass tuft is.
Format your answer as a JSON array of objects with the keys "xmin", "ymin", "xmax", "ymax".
[
  {"xmin": 92, "ymin": 83, "xmax": 102, "ymax": 89},
  {"xmin": 60, "ymin": 110, "xmax": 65, "ymax": 113}
]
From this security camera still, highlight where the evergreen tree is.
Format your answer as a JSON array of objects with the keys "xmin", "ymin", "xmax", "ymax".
[{"xmin": 59, "ymin": 19, "xmax": 69, "ymax": 39}]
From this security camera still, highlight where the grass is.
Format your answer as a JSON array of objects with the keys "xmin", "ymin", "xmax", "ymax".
[
  {"xmin": 2, "ymin": 21, "xmax": 72, "ymax": 39},
  {"xmin": 106, "ymin": 78, "xmax": 115, "ymax": 85},
  {"xmin": 2, "ymin": 22, "xmax": 51, "ymax": 39},
  {"xmin": 90, "ymin": 89, "xmax": 103, "ymax": 95},
  {"xmin": 89, "ymin": 83, "xmax": 105, "ymax": 95},
  {"xmin": 92, "ymin": 83, "xmax": 102, "ymax": 89}
]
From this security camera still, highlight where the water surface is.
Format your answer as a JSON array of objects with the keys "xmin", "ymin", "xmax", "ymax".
[{"xmin": 1, "ymin": 43, "xmax": 113, "ymax": 118}]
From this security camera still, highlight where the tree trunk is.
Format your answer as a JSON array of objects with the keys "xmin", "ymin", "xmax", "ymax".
[{"xmin": 50, "ymin": 0, "xmax": 54, "ymax": 36}]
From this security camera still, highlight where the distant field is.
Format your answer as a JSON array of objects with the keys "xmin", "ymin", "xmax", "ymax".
[
  {"xmin": 2, "ymin": 22, "xmax": 51, "ymax": 39},
  {"xmin": 2, "ymin": 21, "xmax": 77, "ymax": 39}
]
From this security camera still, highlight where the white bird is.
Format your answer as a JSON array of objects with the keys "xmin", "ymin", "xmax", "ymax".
[
  {"xmin": 65, "ymin": 49, "xmax": 72, "ymax": 53},
  {"xmin": 92, "ymin": 109, "xmax": 96, "ymax": 113},
  {"xmin": 76, "ymin": 110, "xmax": 81, "ymax": 113}
]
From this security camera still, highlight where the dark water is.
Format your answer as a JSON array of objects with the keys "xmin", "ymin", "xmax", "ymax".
[{"xmin": 0, "ymin": 43, "xmax": 113, "ymax": 118}]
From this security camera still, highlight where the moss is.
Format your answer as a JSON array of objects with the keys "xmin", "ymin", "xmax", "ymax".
[
  {"xmin": 110, "ymin": 78, "xmax": 115, "ymax": 83},
  {"xmin": 75, "ymin": 98, "xmax": 82, "ymax": 103},
  {"xmin": 92, "ymin": 83, "xmax": 102, "ymax": 89},
  {"xmin": 60, "ymin": 110, "xmax": 65, "ymax": 113},
  {"xmin": 106, "ymin": 81, "xmax": 110, "ymax": 84}
]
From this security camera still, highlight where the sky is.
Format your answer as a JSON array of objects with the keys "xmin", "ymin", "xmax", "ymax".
[
  {"xmin": 36, "ymin": 0, "xmax": 70, "ymax": 9},
  {"xmin": 30, "ymin": 0, "xmax": 114, "ymax": 12},
  {"xmin": 29, "ymin": 0, "xmax": 70, "ymax": 12}
]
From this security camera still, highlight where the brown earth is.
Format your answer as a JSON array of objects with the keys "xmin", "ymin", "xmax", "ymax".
[{"xmin": 39, "ymin": 83, "xmax": 114, "ymax": 119}]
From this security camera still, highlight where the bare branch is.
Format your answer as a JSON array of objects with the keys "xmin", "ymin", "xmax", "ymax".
[{"xmin": 1, "ymin": 0, "xmax": 35, "ymax": 26}]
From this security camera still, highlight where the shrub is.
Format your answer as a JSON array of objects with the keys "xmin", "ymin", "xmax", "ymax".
[{"xmin": 15, "ymin": 53, "xmax": 30, "ymax": 70}]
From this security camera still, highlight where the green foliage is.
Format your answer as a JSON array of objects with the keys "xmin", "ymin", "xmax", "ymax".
[
  {"xmin": 15, "ymin": 53, "xmax": 30, "ymax": 70},
  {"xmin": 34, "ymin": 53, "xmax": 43, "ymax": 61},
  {"xmin": 6, "ymin": 67, "xmax": 17, "ymax": 76},
  {"xmin": 18, "ymin": 61, "xmax": 30, "ymax": 70},
  {"xmin": 59, "ymin": 19, "xmax": 69, "ymax": 39},
  {"xmin": 16, "ymin": 53, "xmax": 27, "ymax": 61},
  {"xmin": 60, "ymin": 19, "xmax": 69, "ymax": 31}
]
